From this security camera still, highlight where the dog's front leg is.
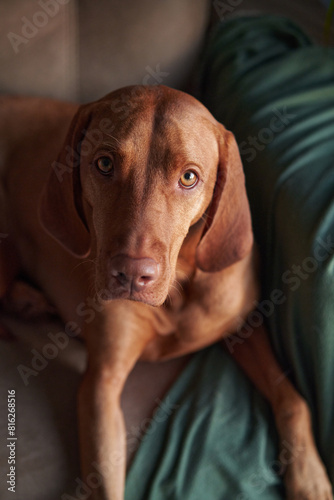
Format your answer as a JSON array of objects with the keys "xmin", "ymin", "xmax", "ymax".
[
  {"xmin": 77, "ymin": 300, "xmax": 156, "ymax": 500},
  {"xmin": 225, "ymin": 322, "xmax": 332, "ymax": 499}
]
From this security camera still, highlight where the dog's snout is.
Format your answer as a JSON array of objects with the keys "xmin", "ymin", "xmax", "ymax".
[{"xmin": 109, "ymin": 255, "xmax": 159, "ymax": 293}]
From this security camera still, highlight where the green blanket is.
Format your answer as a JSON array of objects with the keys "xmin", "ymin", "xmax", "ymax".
[{"xmin": 126, "ymin": 16, "xmax": 334, "ymax": 499}]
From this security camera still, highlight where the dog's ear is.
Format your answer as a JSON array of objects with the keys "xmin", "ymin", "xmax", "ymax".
[
  {"xmin": 196, "ymin": 126, "xmax": 253, "ymax": 272},
  {"xmin": 39, "ymin": 105, "xmax": 92, "ymax": 257}
]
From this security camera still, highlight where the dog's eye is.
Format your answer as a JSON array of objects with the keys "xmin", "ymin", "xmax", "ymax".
[
  {"xmin": 179, "ymin": 170, "xmax": 198, "ymax": 189},
  {"xmin": 96, "ymin": 157, "xmax": 113, "ymax": 175}
]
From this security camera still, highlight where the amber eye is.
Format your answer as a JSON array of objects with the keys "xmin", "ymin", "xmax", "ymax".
[
  {"xmin": 179, "ymin": 170, "xmax": 198, "ymax": 189},
  {"xmin": 96, "ymin": 156, "xmax": 113, "ymax": 175}
]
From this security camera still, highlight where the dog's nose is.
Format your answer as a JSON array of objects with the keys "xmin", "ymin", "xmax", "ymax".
[{"xmin": 109, "ymin": 255, "xmax": 159, "ymax": 292}]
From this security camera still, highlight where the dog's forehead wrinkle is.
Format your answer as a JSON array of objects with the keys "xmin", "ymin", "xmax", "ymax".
[
  {"xmin": 91, "ymin": 95, "xmax": 218, "ymax": 170},
  {"xmin": 146, "ymin": 121, "xmax": 190, "ymax": 167},
  {"xmin": 89, "ymin": 96, "xmax": 219, "ymax": 198}
]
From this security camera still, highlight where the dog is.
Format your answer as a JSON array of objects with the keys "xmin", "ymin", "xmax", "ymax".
[{"xmin": 0, "ymin": 85, "xmax": 332, "ymax": 499}]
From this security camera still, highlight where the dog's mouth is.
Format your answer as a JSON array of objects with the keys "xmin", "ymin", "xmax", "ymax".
[{"xmin": 98, "ymin": 282, "xmax": 167, "ymax": 307}]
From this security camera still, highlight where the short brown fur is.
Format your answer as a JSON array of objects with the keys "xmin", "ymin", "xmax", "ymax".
[{"xmin": 0, "ymin": 86, "xmax": 331, "ymax": 499}]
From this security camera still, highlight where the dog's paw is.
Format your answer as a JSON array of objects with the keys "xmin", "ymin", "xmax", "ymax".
[
  {"xmin": 284, "ymin": 442, "xmax": 333, "ymax": 500},
  {"xmin": 2, "ymin": 280, "xmax": 57, "ymax": 319}
]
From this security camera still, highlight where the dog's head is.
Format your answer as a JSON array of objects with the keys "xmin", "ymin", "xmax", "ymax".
[{"xmin": 39, "ymin": 85, "xmax": 253, "ymax": 307}]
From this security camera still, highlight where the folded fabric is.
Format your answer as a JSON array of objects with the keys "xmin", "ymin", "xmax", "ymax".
[
  {"xmin": 200, "ymin": 15, "xmax": 334, "ymax": 480},
  {"xmin": 126, "ymin": 345, "xmax": 283, "ymax": 500}
]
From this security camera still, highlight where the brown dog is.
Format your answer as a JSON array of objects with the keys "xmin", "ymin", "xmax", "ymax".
[{"xmin": 0, "ymin": 86, "xmax": 332, "ymax": 499}]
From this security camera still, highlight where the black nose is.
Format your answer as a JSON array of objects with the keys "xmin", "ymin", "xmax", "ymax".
[{"xmin": 109, "ymin": 255, "xmax": 159, "ymax": 292}]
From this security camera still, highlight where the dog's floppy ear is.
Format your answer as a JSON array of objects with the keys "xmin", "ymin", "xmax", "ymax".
[
  {"xmin": 39, "ymin": 105, "xmax": 92, "ymax": 257},
  {"xmin": 196, "ymin": 125, "xmax": 253, "ymax": 272}
]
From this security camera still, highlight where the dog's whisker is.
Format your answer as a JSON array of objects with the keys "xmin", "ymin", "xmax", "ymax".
[
  {"xmin": 70, "ymin": 259, "xmax": 96, "ymax": 277},
  {"xmin": 168, "ymin": 281, "xmax": 183, "ymax": 303},
  {"xmin": 176, "ymin": 269, "xmax": 191, "ymax": 284}
]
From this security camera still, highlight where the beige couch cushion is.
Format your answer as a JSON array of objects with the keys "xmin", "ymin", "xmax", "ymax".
[{"xmin": 0, "ymin": 0, "xmax": 211, "ymax": 102}]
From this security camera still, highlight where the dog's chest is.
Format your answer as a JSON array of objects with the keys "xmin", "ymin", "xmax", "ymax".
[
  {"xmin": 156, "ymin": 254, "xmax": 259, "ymax": 346},
  {"xmin": 159, "ymin": 273, "xmax": 238, "ymax": 339}
]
